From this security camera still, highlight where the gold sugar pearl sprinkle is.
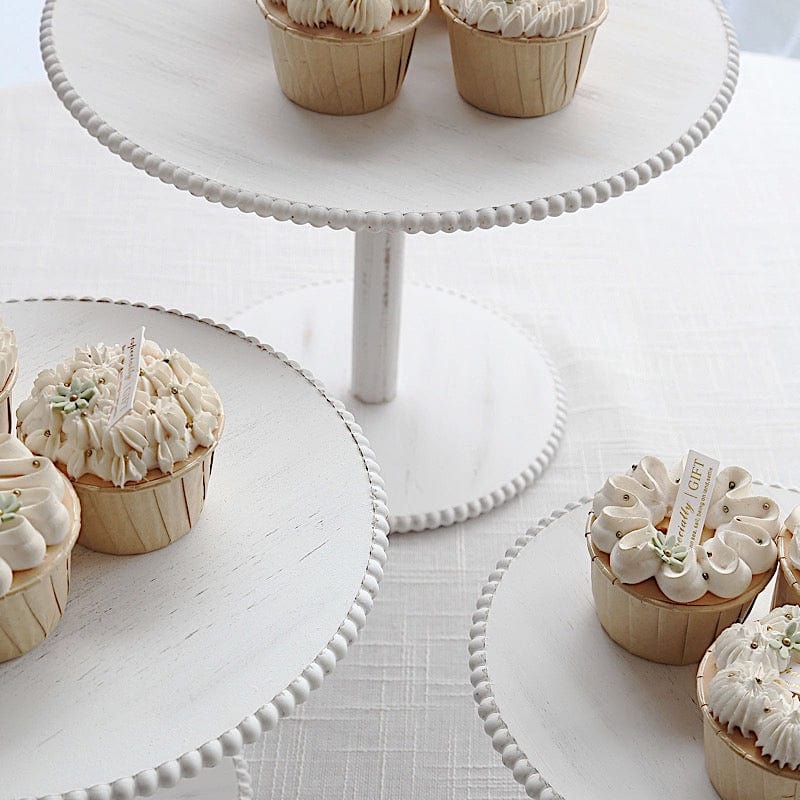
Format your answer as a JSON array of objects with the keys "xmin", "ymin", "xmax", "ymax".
[
  {"xmin": 81, "ymin": 411, "xmax": 88, "ymax": 417},
  {"xmin": 615, "ymin": 531, "xmax": 622, "ymax": 539},
  {"xmin": 623, "ymin": 494, "xmax": 630, "ymax": 501},
  {"xmin": 763, "ymin": 503, "xmax": 771, "ymax": 510},
  {"xmin": 765, "ymin": 707, "xmax": 771, "ymax": 714},
  {"xmin": 11, "ymin": 489, "xmax": 21, "ymax": 497},
  {"xmin": 64, "ymin": 381, "xmax": 70, "ymax": 387},
  {"xmin": 788, "ymin": 613, "xmax": 795, "ymax": 620},
  {"xmin": 756, "ymin": 677, "xmax": 763, "ymax": 684},
  {"xmin": 707, "ymin": 551, "xmax": 713, "ymax": 558},
  {"xmin": 728, "ymin": 481, "xmax": 736, "ymax": 489},
  {"xmin": 170, "ymin": 387, "xmax": 179, "ymax": 395},
  {"xmin": 32, "ymin": 460, "xmax": 40, "ymax": 468},
  {"xmin": 44, "ymin": 430, "xmax": 51, "ymax": 437},
  {"xmin": 98, "ymin": 377, "xmax": 106, "ymax": 384},
  {"xmin": 631, "ymin": 464, "xmax": 637, "ymax": 471},
  {"xmin": 722, "ymin": 505, "xmax": 729, "ymax": 513},
  {"xmin": 69, "ymin": 394, "xmax": 78, "ymax": 402},
  {"xmin": 702, "ymin": 572, "xmax": 709, "ymax": 580},
  {"xmin": 139, "ymin": 369, "xmax": 144, "ymax": 377},
  {"xmin": 149, "ymin": 409, "xmax": 156, "ymax": 415},
  {"xmin": 757, "ymin": 539, "xmax": 763, "ymax": 544},
  {"xmin": 86, "ymin": 449, "xmax": 93, "ymax": 457},
  {"xmin": 750, "ymin": 642, "xmax": 759, "ymax": 649}
]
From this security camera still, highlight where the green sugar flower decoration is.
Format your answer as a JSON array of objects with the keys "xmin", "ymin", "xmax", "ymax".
[
  {"xmin": 50, "ymin": 378, "xmax": 98, "ymax": 414},
  {"xmin": 0, "ymin": 492, "xmax": 21, "ymax": 523},
  {"xmin": 768, "ymin": 622, "xmax": 800, "ymax": 660},
  {"xmin": 648, "ymin": 531, "xmax": 689, "ymax": 569}
]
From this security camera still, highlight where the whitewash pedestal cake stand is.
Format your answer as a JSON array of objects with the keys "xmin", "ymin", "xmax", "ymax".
[
  {"xmin": 40, "ymin": 0, "xmax": 737, "ymax": 531},
  {"xmin": 469, "ymin": 484, "xmax": 800, "ymax": 800},
  {"xmin": 0, "ymin": 299, "xmax": 389, "ymax": 800}
]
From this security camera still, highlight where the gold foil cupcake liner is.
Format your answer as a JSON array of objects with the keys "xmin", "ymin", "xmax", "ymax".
[
  {"xmin": 441, "ymin": 0, "xmax": 607, "ymax": 118},
  {"xmin": 258, "ymin": 0, "xmax": 428, "ymax": 115}
]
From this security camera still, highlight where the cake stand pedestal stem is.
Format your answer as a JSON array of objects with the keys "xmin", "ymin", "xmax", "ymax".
[{"xmin": 352, "ymin": 229, "xmax": 405, "ymax": 404}]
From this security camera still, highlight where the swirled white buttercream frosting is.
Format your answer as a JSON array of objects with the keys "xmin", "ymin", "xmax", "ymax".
[
  {"xmin": 0, "ymin": 318, "xmax": 18, "ymax": 391},
  {"xmin": 590, "ymin": 457, "xmax": 779, "ymax": 603},
  {"xmin": 708, "ymin": 606, "xmax": 800, "ymax": 770},
  {"xmin": 0, "ymin": 434, "xmax": 70, "ymax": 598},
  {"xmin": 278, "ymin": 0, "xmax": 423, "ymax": 34},
  {"xmin": 443, "ymin": 0, "xmax": 602, "ymax": 38},
  {"xmin": 16, "ymin": 340, "xmax": 223, "ymax": 488},
  {"xmin": 783, "ymin": 506, "xmax": 800, "ymax": 571}
]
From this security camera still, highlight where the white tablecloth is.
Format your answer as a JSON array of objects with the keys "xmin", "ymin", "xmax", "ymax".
[{"xmin": 2, "ymin": 52, "xmax": 800, "ymax": 800}]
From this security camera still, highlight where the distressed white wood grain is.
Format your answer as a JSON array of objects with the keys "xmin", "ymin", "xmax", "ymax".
[
  {"xmin": 0, "ymin": 301, "xmax": 379, "ymax": 800},
  {"xmin": 477, "ymin": 486, "xmax": 800, "ymax": 799},
  {"xmin": 352, "ymin": 231, "xmax": 404, "ymax": 404},
  {"xmin": 48, "ymin": 0, "xmax": 730, "ymax": 214}
]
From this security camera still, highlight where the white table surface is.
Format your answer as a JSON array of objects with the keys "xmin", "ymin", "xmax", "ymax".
[{"xmin": 1, "ymin": 49, "xmax": 799, "ymax": 800}]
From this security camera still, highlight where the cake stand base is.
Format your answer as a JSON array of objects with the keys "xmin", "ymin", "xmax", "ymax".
[{"xmin": 228, "ymin": 281, "xmax": 565, "ymax": 533}]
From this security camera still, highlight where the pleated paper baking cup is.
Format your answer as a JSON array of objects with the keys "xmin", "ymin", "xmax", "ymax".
[
  {"xmin": 0, "ymin": 363, "xmax": 17, "ymax": 435},
  {"xmin": 73, "ymin": 418, "xmax": 222, "ymax": 556},
  {"xmin": 441, "ymin": 0, "xmax": 607, "ymax": 118},
  {"xmin": 0, "ymin": 475, "xmax": 80, "ymax": 663},
  {"xmin": 698, "ymin": 649, "xmax": 800, "ymax": 800},
  {"xmin": 771, "ymin": 529, "xmax": 800, "ymax": 609},
  {"xmin": 257, "ymin": 0, "xmax": 429, "ymax": 115},
  {"xmin": 586, "ymin": 528, "xmax": 773, "ymax": 666}
]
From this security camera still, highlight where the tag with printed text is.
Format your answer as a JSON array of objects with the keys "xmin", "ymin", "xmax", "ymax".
[
  {"xmin": 666, "ymin": 450, "xmax": 720, "ymax": 548},
  {"xmin": 781, "ymin": 663, "xmax": 800, "ymax": 697},
  {"xmin": 108, "ymin": 327, "xmax": 145, "ymax": 429}
]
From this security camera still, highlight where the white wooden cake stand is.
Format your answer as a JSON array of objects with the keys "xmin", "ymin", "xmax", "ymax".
[
  {"xmin": 0, "ymin": 299, "xmax": 389, "ymax": 800},
  {"xmin": 40, "ymin": 0, "xmax": 737, "ymax": 531},
  {"xmin": 469, "ymin": 484, "xmax": 800, "ymax": 800}
]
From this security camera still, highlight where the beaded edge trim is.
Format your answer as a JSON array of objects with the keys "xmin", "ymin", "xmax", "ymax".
[
  {"xmin": 39, "ymin": 0, "xmax": 738, "ymax": 235},
  {"xmin": 468, "ymin": 481, "xmax": 800, "ymax": 799},
  {"xmin": 226, "ymin": 279, "xmax": 567, "ymax": 533},
  {"xmin": 2, "ymin": 296, "xmax": 389, "ymax": 800}
]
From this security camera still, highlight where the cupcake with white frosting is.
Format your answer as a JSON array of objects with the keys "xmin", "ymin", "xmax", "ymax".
[
  {"xmin": 772, "ymin": 507, "xmax": 800, "ymax": 609},
  {"xmin": 440, "ymin": 0, "xmax": 607, "ymax": 117},
  {"xmin": 586, "ymin": 456, "xmax": 780, "ymax": 665},
  {"xmin": 17, "ymin": 340, "xmax": 224, "ymax": 555},
  {"xmin": 257, "ymin": 0, "xmax": 429, "ymax": 115},
  {"xmin": 0, "ymin": 318, "xmax": 18, "ymax": 435},
  {"xmin": 698, "ymin": 606, "xmax": 800, "ymax": 800},
  {"xmin": 0, "ymin": 434, "xmax": 81, "ymax": 662}
]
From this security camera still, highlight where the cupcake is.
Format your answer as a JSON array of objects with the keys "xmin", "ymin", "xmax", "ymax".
[
  {"xmin": 16, "ymin": 340, "xmax": 224, "ymax": 556},
  {"xmin": 0, "ymin": 434, "xmax": 81, "ymax": 662},
  {"xmin": 257, "ymin": 0, "xmax": 429, "ymax": 115},
  {"xmin": 698, "ymin": 606, "xmax": 800, "ymax": 800},
  {"xmin": 0, "ymin": 318, "xmax": 18, "ymax": 435},
  {"xmin": 586, "ymin": 456, "xmax": 780, "ymax": 665},
  {"xmin": 772, "ymin": 507, "xmax": 800, "ymax": 608},
  {"xmin": 440, "ymin": 0, "xmax": 607, "ymax": 117}
]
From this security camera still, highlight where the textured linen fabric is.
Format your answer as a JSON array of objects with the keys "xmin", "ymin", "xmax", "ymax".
[{"xmin": 1, "ymin": 53, "xmax": 799, "ymax": 800}]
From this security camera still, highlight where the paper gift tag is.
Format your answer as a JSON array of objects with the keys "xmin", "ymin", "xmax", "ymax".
[
  {"xmin": 666, "ymin": 449, "xmax": 720, "ymax": 547},
  {"xmin": 108, "ymin": 327, "xmax": 144, "ymax": 429}
]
